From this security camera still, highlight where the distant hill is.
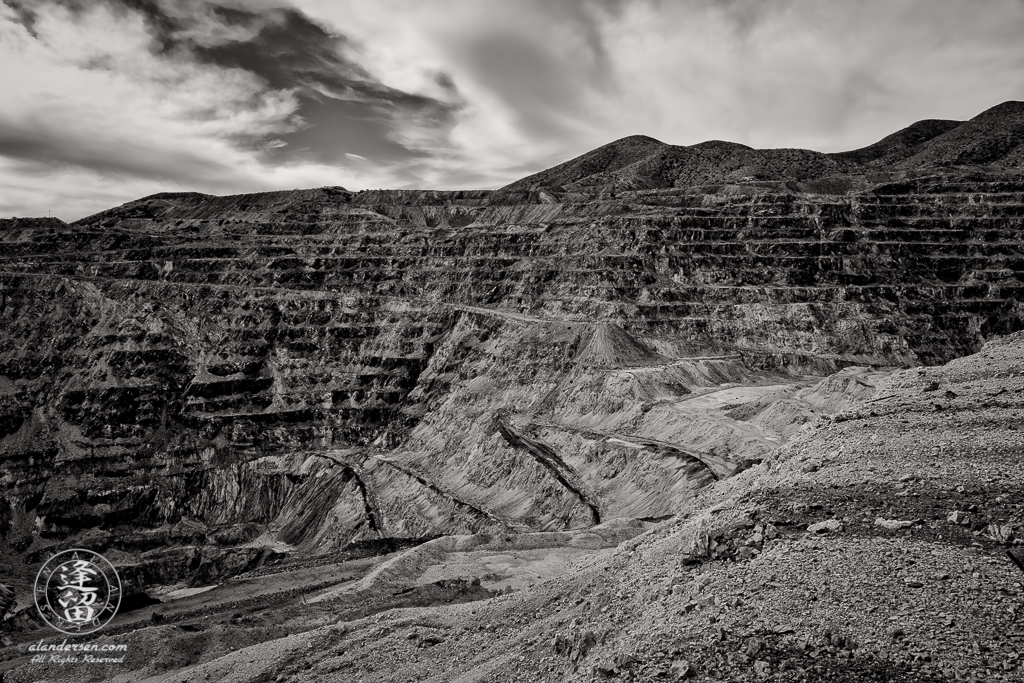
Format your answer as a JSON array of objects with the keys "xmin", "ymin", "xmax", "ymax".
[
  {"xmin": 831, "ymin": 119, "xmax": 963, "ymax": 165},
  {"xmin": 894, "ymin": 100, "xmax": 1024, "ymax": 168},
  {"xmin": 492, "ymin": 134, "xmax": 668, "ymax": 198},
  {"xmin": 498, "ymin": 100, "xmax": 1024, "ymax": 194}
]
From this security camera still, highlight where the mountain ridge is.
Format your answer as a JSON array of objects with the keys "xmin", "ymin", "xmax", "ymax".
[
  {"xmin": 63, "ymin": 101, "xmax": 1024, "ymax": 223},
  {"xmin": 497, "ymin": 100, "xmax": 1024, "ymax": 196}
]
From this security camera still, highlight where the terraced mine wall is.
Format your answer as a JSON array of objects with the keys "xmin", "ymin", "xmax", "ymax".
[{"xmin": 1, "ymin": 172, "xmax": 1023, "ymax": 577}]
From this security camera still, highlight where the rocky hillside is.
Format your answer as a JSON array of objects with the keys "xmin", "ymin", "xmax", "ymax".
[{"xmin": 1, "ymin": 102, "xmax": 1023, "ymax": 647}]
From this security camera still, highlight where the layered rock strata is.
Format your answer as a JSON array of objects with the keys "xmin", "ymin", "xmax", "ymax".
[{"xmin": 1, "ymin": 103, "xmax": 1024, "ymax": 594}]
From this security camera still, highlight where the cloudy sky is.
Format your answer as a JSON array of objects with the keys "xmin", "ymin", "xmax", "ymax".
[{"xmin": 2, "ymin": 0, "xmax": 1023, "ymax": 220}]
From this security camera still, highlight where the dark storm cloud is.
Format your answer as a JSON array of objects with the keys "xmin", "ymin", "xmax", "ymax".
[
  {"xmin": 0, "ymin": 115, "xmax": 239, "ymax": 185},
  {"xmin": 149, "ymin": 1, "xmax": 459, "ymax": 162},
  {"xmin": 172, "ymin": 3, "xmax": 461, "ymax": 164},
  {"xmin": 3, "ymin": 0, "xmax": 40, "ymax": 35},
  {"xmin": 3, "ymin": 0, "xmax": 461, "ymax": 173},
  {"xmin": 188, "ymin": 6, "xmax": 363, "ymax": 91}
]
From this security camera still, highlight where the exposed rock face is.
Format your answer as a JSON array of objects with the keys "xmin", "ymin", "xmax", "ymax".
[{"xmin": 1, "ymin": 103, "xmax": 1024, "ymax": 596}]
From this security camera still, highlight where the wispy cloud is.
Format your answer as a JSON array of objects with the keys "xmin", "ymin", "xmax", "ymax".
[{"xmin": 1, "ymin": 0, "xmax": 1023, "ymax": 219}]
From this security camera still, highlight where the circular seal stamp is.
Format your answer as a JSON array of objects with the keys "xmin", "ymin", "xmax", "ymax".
[{"xmin": 35, "ymin": 549, "xmax": 122, "ymax": 635}]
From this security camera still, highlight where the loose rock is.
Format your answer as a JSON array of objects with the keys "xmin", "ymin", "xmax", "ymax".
[{"xmin": 807, "ymin": 520, "xmax": 843, "ymax": 534}]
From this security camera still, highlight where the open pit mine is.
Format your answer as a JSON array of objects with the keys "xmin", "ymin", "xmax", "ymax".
[{"xmin": 1, "ymin": 101, "xmax": 1023, "ymax": 682}]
